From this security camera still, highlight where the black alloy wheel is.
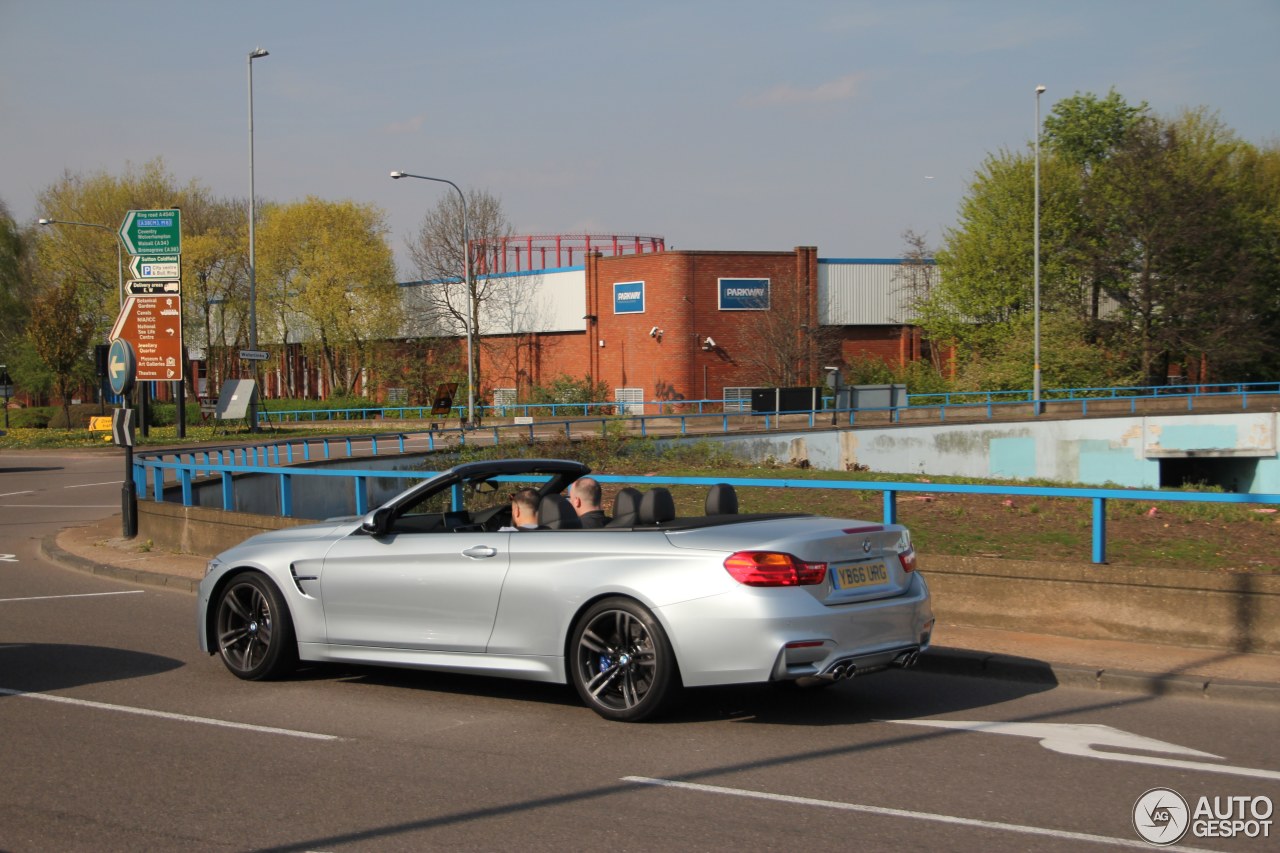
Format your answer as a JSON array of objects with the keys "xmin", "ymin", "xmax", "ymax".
[
  {"xmin": 570, "ymin": 597, "xmax": 680, "ymax": 722},
  {"xmin": 215, "ymin": 573, "xmax": 297, "ymax": 680}
]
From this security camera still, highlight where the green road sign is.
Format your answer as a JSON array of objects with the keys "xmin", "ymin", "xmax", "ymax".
[{"xmin": 119, "ymin": 209, "xmax": 182, "ymax": 255}]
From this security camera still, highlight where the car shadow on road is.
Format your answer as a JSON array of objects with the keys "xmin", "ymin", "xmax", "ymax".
[
  {"xmin": 0, "ymin": 643, "xmax": 183, "ymax": 694},
  {"xmin": 280, "ymin": 659, "xmax": 1060, "ymax": 725}
]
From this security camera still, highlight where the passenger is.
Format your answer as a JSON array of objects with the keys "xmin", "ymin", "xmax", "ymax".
[
  {"xmin": 500, "ymin": 488, "xmax": 541, "ymax": 531},
  {"xmin": 569, "ymin": 477, "xmax": 609, "ymax": 528}
]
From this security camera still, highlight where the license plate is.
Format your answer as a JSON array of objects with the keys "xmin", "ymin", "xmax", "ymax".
[{"xmin": 834, "ymin": 560, "xmax": 888, "ymax": 589}]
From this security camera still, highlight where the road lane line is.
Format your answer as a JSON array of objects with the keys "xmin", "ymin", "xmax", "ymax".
[
  {"xmin": 0, "ymin": 687, "xmax": 340, "ymax": 741},
  {"xmin": 622, "ymin": 777, "xmax": 1219, "ymax": 852},
  {"xmin": 0, "ymin": 491, "xmax": 36, "ymax": 497},
  {"xmin": 0, "ymin": 591, "xmax": 145, "ymax": 603},
  {"xmin": 64, "ymin": 481, "xmax": 122, "ymax": 488}
]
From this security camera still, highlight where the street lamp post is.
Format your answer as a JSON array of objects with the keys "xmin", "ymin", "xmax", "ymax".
[
  {"xmin": 389, "ymin": 170, "xmax": 476, "ymax": 425},
  {"xmin": 247, "ymin": 46, "xmax": 269, "ymax": 432},
  {"xmin": 37, "ymin": 217, "xmax": 124, "ymax": 308},
  {"xmin": 1033, "ymin": 84, "xmax": 1046, "ymax": 416}
]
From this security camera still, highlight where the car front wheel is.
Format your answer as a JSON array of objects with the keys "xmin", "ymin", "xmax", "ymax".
[
  {"xmin": 569, "ymin": 597, "xmax": 680, "ymax": 722},
  {"xmin": 214, "ymin": 573, "xmax": 297, "ymax": 680}
]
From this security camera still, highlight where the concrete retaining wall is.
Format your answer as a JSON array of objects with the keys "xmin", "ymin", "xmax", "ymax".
[
  {"xmin": 142, "ymin": 501, "xmax": 1280, "ymax": 653},
  {"xmin": 139, "ymin": 500, "xmax": 308, "ymax": 557},
  {"xmin": 924, "ymin": 557, "xmax": 1280, "ymax": 654}
]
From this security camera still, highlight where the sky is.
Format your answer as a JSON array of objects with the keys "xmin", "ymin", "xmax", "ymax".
[{"xmin": 3, "ymin": 0, "xmax": 1278, "ymax": 279}]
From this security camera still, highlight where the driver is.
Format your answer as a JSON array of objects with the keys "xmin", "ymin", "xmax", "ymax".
[{"xmin": 499, "ymin": 489, "xmax": 541, "ymax": 531}]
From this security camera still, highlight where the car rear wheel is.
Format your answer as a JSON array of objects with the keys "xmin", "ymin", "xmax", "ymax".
[
  {"xmin": 570, "ymin": 597, "xmax": 680, "ymax": 722},
  {"xmin": 215, "ymin": 573, "xmax": 297, "ymax": 680}
]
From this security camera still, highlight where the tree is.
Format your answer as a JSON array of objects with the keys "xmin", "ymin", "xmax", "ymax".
[
  {"xmin": 926, "ymin": 92, "xmax": 1280, "ymax": 389},
  {"xmin": 181, "ymin": 197, "xmax": 248, "ymax": 398},
  {"xmin": 1088, "ymin": 110, "xmax": 1267, "ymax": 384},
  {"xmin": 1043, "ymin": 89, "xmax": 1149, "ymax": 332},
  {"xmin": 255, "ymin": 197, "xmax": 402, "ymax": 396},
  {"xmin": 407, "ymin": 188, "xmax": 512, "ymax": 401},
  {"xmin": 894, "ymin": 229, "xmax": 946, "ymax": 376},
  {"xmin": 26, "ymin": 280, "xmax": 96, "ymax": 426},
  {"xmin": 0, "ymin": 199, "xmax": 34, "ymax": 366},
  {"xmin": 734, "ymin": 282, "xmax": 841, "ymax": 387},
  {"xmin": 918, "ymin": 147, "xmax": 1086, "ymax": 388}
]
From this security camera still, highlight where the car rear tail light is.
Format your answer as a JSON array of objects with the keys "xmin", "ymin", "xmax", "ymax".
[
  {"xmin": 724, "ymin": 551, "xmax": 827, "ymax": 586},
  {"xmin": 898, "ymin": 547, "xmax": 917, "ymax": 573}
]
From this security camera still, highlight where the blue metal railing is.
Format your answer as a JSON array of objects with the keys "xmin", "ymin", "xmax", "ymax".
[
  {"xmin": 250, "ymin": 380, "xmax": 1280, "ymax": 425},
  {"xmin": 132, "ymin": 438, "xmax": 1280, "ymax": 565}
]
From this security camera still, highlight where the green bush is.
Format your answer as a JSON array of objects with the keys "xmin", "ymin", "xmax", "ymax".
[
  {"xmin": 5, "ymin": 407, "xmax": 53, "ymax": 429},
  {"xmin": 46, "ymin": 403, "xmax": 111, "ymax": 430}
]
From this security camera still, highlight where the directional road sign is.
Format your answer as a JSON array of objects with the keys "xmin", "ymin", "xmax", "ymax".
[
  {"xmin": 129, "ymin": 254, "xmax": 181, "ymax": 279},
  {"xmin": 110, "ymin": 295, "xmax": 184, "ymax": 381},
  {"xmin": 108, "ymin": 339, "xmax": 136, "ymax": 396},
  {"xmin": 127, "ymin": 279, "xmax": 181, "ymax": 296},
  {"xmin": 239, "ymin": 349, "xmax": 270, "ymax": 362},
  {"xmin": 119, "ymin": 209, "xmax": 182, "ymax": 256},
  {"xmin": 111, "ymin": 407, "xmax": 135, "ymax": 448}
]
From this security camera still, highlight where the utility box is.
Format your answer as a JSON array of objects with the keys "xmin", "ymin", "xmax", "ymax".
[
  {"xmin": 850, "ymin": 384, "xmax": 908, "ymax": 410},
  {"xmin": 750, "ymin": 387, "xmax": 822, "ymax": 414}
]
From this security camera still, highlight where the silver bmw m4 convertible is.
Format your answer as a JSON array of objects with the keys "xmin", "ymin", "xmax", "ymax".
[{"xmin": 198, "ymin": 458, "xmax": 933, "ymax": 721}]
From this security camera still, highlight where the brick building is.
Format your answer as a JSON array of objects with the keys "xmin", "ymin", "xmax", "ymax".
[{"xmin": 463, "ymin": 246, "xmax": 930, "ymax": 413}]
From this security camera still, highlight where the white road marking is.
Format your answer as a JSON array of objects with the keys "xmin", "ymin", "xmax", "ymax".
[
  {"xmin": 64, "ymin": 480, "xmax": 122, "ymax": 489},
  {"xmin": 0, "ymin": 553, "xmax": 17, "ymax": 562},
  {"xmin": 888, "ymin": 719, "xmax": 1280, "ymax": 782},
  {"xmin": 0, "ymin": 490, "xmax": 35, "ymax": 497},
  {"xmin": 0, "ymin": 687, "xmax": 340, "ymax": 741},
  {"xmin": 622, "ymin": 777, "xmax": 1218, "ymax": 852},
  {"xmin": 0, "ymin": 590, "xmax": 144, "ymax": 603}
]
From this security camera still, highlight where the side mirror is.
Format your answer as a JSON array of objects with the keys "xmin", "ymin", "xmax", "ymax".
[{"xmin": 361, "ymin": 506, "xmax": 391, "ymax": 536}]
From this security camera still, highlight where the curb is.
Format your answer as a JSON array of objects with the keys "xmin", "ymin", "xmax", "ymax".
[
  {"xmin": 39, "ymin": 533, "xmax": 202, "ymax": 594},
  {"xmin": 918, "ymin": 647, "xmax": 1280, "ymax": 708}
]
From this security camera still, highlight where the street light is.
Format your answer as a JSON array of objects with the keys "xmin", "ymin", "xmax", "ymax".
[
  {"xmin": 37, "ymin": 217, "xmax": 124, "ymax": 307},
  {"xmin": 247, "ymin": 46, "xmax": 268, "ymax": 432},
  {"xmin": 389, "ymin": 170, "xmax": 476, "ymax": 425},
  {"xmin": 1033, "ymin": 83, "xmax": 1046, "ymax": 416}
]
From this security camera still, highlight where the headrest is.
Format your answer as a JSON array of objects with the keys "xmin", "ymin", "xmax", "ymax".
[
  {"xmin": 638, "ymin": 488, "xmax": 676, "ymax": 525},
  {"xmin": 705, "ymin": 483, "xmax": 739, "ymax": 515},
  {"xmin": 538, "ymin": 494, "xmax": 582, "ymax": 529},
  {"xmin": 606, "ymin": 487, "xmax": 643, "ymax": 527}
]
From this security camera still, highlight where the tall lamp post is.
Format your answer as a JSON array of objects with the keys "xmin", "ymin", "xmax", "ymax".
[
  {"xmin": 1033, "ymin": 84, "xmax": 1046, "ymax": 416},
  {"xmin": 37, "ymin": 217, "xmax": 124, "ymax": 308},
  {"xmin": 389, "ymin": 170, "xmax": 476, "ymax": 425},
  {"xmin": 247, "ymin": 46, "xmax": 269, "ymax": 432}
]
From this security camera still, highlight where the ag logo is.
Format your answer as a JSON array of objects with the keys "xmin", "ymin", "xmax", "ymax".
[{"xmin": 1133, "ymin": 787, "xmax": 1190, "ymax": 845}]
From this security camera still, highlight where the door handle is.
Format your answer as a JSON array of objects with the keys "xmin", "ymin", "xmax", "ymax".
[{"xmin": 461, "ymin": 545, "xmax": 498, "ymax": 559}]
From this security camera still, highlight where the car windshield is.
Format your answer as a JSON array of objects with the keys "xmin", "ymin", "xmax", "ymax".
[{"xmin": 397, "ymin": 473, "xmax": 553, "ymax": 520}]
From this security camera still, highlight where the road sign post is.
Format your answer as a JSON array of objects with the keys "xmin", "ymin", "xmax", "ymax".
[
  {"xmin": 0, "ymin": 364, "xmax": 11, "ymax": 430},
  {"xmin": 104, "ymin": 343, "xmax": 139, "ymax": 538}
]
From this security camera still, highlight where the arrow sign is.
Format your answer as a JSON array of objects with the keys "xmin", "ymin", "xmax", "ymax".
[
  {"xmin": 127, "ymin": 279, "xmax": 181, "ymax": 296},
  {"xmin": 119, "ymin": 209, "xmax": 181, "ymax": 255},
  {"xmin": 888, "ymin": 719, "xmax": 1280, "ymax": 781},
  {"xmin": 129, "ymin": 255, "xmax": 180, "ymax": 279},
  {"xmin": 108, "ymin": 339, "xmax": 136, "ymax": 396},
  {"xmin": 111, "ymin": 407, "xmax": 135, "ymax": 448}
]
